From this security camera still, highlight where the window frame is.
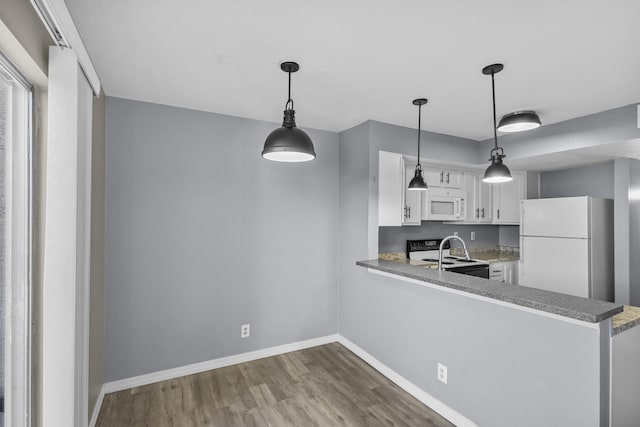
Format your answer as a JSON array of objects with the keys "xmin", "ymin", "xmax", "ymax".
[{"xmin": 1, "ymin": 50, "xmax": 34, "ymax": 427}]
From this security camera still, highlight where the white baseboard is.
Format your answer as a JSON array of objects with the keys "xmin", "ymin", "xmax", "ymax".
[
  {"xmin": 336, "ymin": 334, "xmax": 478, "ymax": 427},
  {"xmin": 103, "ymin": 334, "xmax": 340, "ymax": 394},
  {"xmin": 88, "ymin": 384, "xmax": 105, "ymax": 427}
]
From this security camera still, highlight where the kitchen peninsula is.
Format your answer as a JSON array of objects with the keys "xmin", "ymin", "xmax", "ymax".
[{"xmin": 354, "ymin": 256, "xmax": 640, "ymax": 426}]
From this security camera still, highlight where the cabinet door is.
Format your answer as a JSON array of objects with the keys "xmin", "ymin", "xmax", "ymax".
[
  {"xmin": 403, "ymin": 162, "xmax": 422, "ymax": 225},
  {"xmin": 489, "ymin": 263, "xmax": 505, "ymax": 281},
  {"xmin": 478, "ymin": 179, "xmax": 493, "ymax": 223},
  {"xmin": 493, "ymin": 173, "xmax": 525, "ymax": 224},
  {"xmin": 506, "ymin": 261, "xmax": 519, "ymax": 285},
  {"xmin": 424, "ymin": 167, "xmax": 444, "ymax": 187},
  {"xmin": 378, "ymin": 151, "xmax": 404, "ymax": 226},
  {"xmin": 463, "ymin": 172, "xmax": 478, "ymax": 221},
  {"xmin": 443, "ymin": 170, "xmax": 463, "ymax": 189}
]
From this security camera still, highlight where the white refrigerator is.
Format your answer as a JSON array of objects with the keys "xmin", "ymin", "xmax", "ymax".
[{"xmin": 519, "ymin": 196, "xmax": 614, "ymax": 301}]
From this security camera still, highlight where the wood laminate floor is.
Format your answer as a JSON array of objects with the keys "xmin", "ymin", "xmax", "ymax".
[{"xmin": 96, "ymin": 342, "xmax": 455, "ymax": 427}]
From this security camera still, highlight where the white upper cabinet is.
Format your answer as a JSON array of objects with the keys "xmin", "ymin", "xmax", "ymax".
[
  {"xmin": 424, "ymin": 166, "xmax": 463, "ymax": 189},
  {"xmin": 379, "ymin": 151, "xmax": 533, "ymax": 226},
  {"xmin": 463, "ymin": 171, "xmax": 493, "ymax": 223},
  {"xmin": 378, "ymin": 151, "xmax": 403, "ymax": 226},
  {"xmin": 492, "ymin": 172, "xmax": 526, "ymax": 224},
  {"xmin": 378, "ymin": 151, "xmax": 422, "ymax": 226}
]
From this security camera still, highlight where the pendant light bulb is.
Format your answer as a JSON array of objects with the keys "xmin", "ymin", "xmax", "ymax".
[
  {"xmin": 408, "ymin": 98, "xmax": 428, "ymax": 191},
  {"xmin": 481, "ymin": 64, "xmax": 512, "ymax": 184},
  {"xmin": 262, "ymin": 61, "xmax": 316, "ymax": 162}
]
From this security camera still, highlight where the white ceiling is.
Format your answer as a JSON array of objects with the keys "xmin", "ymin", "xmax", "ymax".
[{"xmin": 65, "ymin": 0, "xmax": 640, "ymax": 141}]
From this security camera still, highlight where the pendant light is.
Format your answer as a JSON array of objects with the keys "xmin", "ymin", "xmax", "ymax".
[
  {"xmin": 482, "ymin": 63, "xmax": 512, "ymax": 184},
  {"xmin": 498, "ymin": 110, "xmax": 541, "ymax": 133},
  {"xmin": 262, "ymin": 61, "xmax": 316, "ymax": 162},
  {"xmin": 408, "ymin": 98, "xmax": 429, "ymax": 190}
]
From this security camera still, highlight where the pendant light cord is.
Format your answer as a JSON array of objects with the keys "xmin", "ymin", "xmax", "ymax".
[
  {"xmin": 490, "ymin": 70, "xmax": 505, "ymax": 159},
  {"xmin": 417, "ymin": 104, "xmax": 422, "ymax": 168},
  {"xmin": 491, "ymin": 71, "xmax": 498, "ymax": 151},
  {"xmin": 285, "ymin": 70, "xmax": 294, "ymax": 111}
]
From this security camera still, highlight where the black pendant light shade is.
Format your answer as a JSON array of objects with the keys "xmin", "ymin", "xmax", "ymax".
[
  {"xmin": 483, "ymin": 148, "xmax": 512, "ymax": 183},
  {"xmin": 498, "ymin": 110, "xmax": 541, "ymax": 133},
  {"xmin": 482, "ymin": 63, "xmax": 512, "ymax": 183},
  {"xmin": 409, "ymin": 166, "xmax": 427, "ymax": 190},
  {"xmin": 262, "ymin": 62, "xmax": 316, "ymax": 162},
  {"xmin": 408, "ymin": 98, "xmax": 428, "ymax": 191}
]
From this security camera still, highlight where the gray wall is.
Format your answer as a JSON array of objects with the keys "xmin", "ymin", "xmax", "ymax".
[
  {"xmin": 614, "ymin": 159, "xmax": 631, "ymax": 304},
  {"xmin": 105, "ymin": 97, "xmax": 339, "ymax": 381},
  {"xmin": 540, "ymin": 161, "xmax": 614, "ymax": 199},
  {"xmin": 338, "ymin": 119, "xmax": 608, "ymax": 426},
  {"xmin": 498, "ymin": 225, "xmax": 520, "ymax": 247},
  {"xmin": 630, "ymin": 160, "xmax": 640, "ymax": 306}
]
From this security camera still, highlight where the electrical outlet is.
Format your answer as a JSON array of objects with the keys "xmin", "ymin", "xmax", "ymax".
[
  {"xmin": 471, "ymin": 231, "xmax": 476, "ymax": 241},
  {"xmin": 437, "ymin": 363, "xmax": 448, "ymax": 384},
  {"xmin": 453, "ymin": 231, "xmax": 458, "ymax": 237},
  {"xmin": 241, "ymin": 324, "xmax": 250, "ymax": 338}
]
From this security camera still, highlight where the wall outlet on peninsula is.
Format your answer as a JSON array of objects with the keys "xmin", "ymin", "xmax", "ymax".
[{"xmin": 241, "ymin": 324, "xmax": 251, "ymax": 338}]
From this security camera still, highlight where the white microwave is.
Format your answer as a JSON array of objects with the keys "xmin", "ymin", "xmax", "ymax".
[{"xmin": 422, "ymin": 188, "xmax": 466, "ymax": 221}]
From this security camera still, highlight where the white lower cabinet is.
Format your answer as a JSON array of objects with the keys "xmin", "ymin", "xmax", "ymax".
[
  {"xmin": 489, "ymin": 261, "xmax": 519, "ymax": 284},
  {"xmin": 489, "ymin": 263, "xmax": 505, "ymax": 281}
]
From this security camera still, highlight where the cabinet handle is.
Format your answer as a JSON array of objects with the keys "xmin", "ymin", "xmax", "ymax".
[
  {"xmin": 403, "ymin": 206, "xmax": 407, "ymax": 219},
  {"xmin": 446, "ymin": 172, "xmax": 450, "ymax": 184},
  {"xmin": 439, "ymin": 171, "xmax": 443, "ymax": 183},
  {"xmin": 407, "ymin": 206, "xmax": 411, "ymax": 218},
  {"xmin": 497, "ymin": 208, "xmax": 500, "ymax": 220},
  {"xmin": 475, "ymin": 208, "xmax": 479, "ymax": 218},
  {"xmin": 481, "ymin": 208, "xmax": 485, "ymax": 218}
]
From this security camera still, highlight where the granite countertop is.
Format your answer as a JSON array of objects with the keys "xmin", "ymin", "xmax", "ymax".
[
  {"xmin": 612, "ymin": 305, "xmax": 640, "ymax": 335},
  {"xmin": 378, "ymin": 252, "xmax": 439, "ymax": 268},
  {"xmin": 357, "ymin": 258, "xmax": 623, "ymax": 323}
]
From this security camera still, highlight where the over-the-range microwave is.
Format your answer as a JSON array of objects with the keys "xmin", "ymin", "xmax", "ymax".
[{"xmin": 422, "ymin": 188, "xmax": 466, "ymax": 221}]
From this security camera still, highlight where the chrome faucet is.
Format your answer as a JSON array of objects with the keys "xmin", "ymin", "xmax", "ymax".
[{"xmin": 439, "ymin": 235, "xmax": 471, "ymax": 271}]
